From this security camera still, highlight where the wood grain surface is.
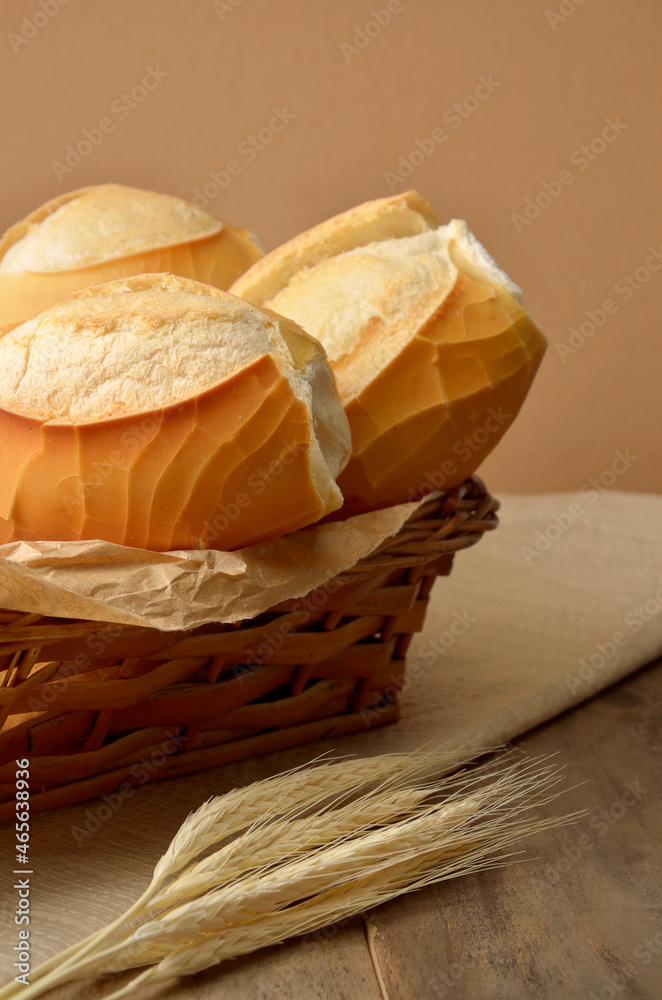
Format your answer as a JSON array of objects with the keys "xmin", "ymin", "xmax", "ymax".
[{"xmin": 46, "ymin": 656, "xmax": 661, "ymax": 1000}]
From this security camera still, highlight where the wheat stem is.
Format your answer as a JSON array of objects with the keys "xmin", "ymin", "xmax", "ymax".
[
  {"xmin": 0, "ymin": 748, "xmax": 582, "ymax": 1000},
  {"xmin": 0, "ymin": 888, "xmax": 158, "ymax": 1000}
]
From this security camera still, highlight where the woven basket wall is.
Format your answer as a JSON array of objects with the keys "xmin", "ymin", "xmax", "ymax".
[{"xmin": 0, "ymin": 477, "xmax": 498, "ymax": 820}]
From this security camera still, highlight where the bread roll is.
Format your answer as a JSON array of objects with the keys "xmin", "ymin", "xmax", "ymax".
[
  {"xmin": 0, "ymin": 274, "xmax": 351, "ymax": 550},
  {"xmin": 232, "ymin": 191, "xmax": 548, "ymax": 514},
  {"xmin": 0, "ymin": 185, "xmax": 263, "ymax": 327}
]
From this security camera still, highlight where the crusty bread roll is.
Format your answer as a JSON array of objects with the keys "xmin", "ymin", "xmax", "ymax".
[
  {"xmin": 0, "ymin": 185, "xmax": 263, "ymax": 327},
  {"xmin": 0, "ymin": 273, "xmax": 351, "ymax": 550},
  {"xmin": 232, "ymin": 191, "xmax": 547, "ymax": 514}
]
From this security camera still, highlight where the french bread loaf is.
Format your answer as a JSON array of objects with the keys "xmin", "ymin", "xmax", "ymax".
[
  {"xmin": 0, "ymin": 185, "xmax": 263, "ymax": 327},
  {"xmin": 232, "ymin": 191, "xmax": 548, "ymax": 514},
  {"xmin": 0, "ymin": 273, "xmax": 350, "ymax": 550}
]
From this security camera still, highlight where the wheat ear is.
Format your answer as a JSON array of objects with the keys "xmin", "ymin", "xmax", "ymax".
[
  {"xmin": 0, "ymin": 750, "xmax": 580, "ymax": 1000},
  {"xmin": 6, "ymin": 749, "xmax": 442, "ymax": 997},
  {"xmin": 0, "ymin": 746, "xmax": 464, "ymax": 1000},
  {"xmin": 99, "ymin": 790, "xmax": 579, "ymax": 998},
  {"xmin": 152, "ymin": 745, "xmax": 466, "ymax": 882}
]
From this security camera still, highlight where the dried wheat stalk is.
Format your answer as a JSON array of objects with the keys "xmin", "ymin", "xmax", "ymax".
[
  {"xmin": 110, "ymin": 810, "xmax": 570, "ymax": 999},
  {"xmin": 10, "ymin": 744, "xmax": 464, "ymax": 994},
  {"xmin": 11, "ymin": 749, "xmax": 437, "ymax": 993},
  {"xmin": 0, "ymin": 748, "xmax": 580, "ymax": 1000}
]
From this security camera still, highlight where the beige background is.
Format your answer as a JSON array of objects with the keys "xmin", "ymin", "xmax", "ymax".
[{"xmin": 1, "ymin": 0, "xmax": 660, "ymax": 494}]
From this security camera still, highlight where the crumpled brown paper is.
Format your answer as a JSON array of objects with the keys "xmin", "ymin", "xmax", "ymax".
[{"xmin": 0, "ymin": 498, "xmax": 431, "ymax": 631}]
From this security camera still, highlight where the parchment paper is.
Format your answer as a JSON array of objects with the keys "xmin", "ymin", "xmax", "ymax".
[{"xmin": 0, "ymin": 499, "xmax": 430, "ymax": 631}]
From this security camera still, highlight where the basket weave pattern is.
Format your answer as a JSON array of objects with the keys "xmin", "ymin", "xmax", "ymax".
[{"xmin": 0, "ymin": 477, "xmax": 498, "ymax": 819}]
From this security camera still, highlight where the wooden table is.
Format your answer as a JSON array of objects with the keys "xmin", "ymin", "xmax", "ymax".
[{"xmin": 55, "ymin": 656, "xmax": 660, "ymax": 1000}]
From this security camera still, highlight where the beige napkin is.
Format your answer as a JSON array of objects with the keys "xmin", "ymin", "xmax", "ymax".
[{"xmin": 1, "ymin": 489, "xmax": 661, "ymax": 987}]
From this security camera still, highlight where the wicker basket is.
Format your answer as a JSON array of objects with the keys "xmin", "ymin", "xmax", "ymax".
[{"xmin": 0, "ymin": 477, "xmax": 498, "ymax": 820}]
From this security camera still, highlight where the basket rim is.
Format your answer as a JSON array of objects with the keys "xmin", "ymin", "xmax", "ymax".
[{"xmin": 0, "ymin": 475, "xmax": 498, "ymax": 635}]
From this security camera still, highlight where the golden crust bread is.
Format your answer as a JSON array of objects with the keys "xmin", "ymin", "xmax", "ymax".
[
  {"xmin": 0, "ymin": 274, "xmax": 350, "ymax": 550},
  {"xmin": 231, "ymin": 194, "xmax": 547, "ymax": 514},
  {"xmin": 0, "ymin": 185, "xmax": 223, "ymax": 271},
  {"xmin": 336, "ymin": 273, "xmax": 545, "ymax": 511},
  {"xmin": 231, "ymin": 190, "xmax": 438, "ymax": 306},
  {"xmin": 0, "ymin": 185, "xmax": 263, "ymax": 327}
]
